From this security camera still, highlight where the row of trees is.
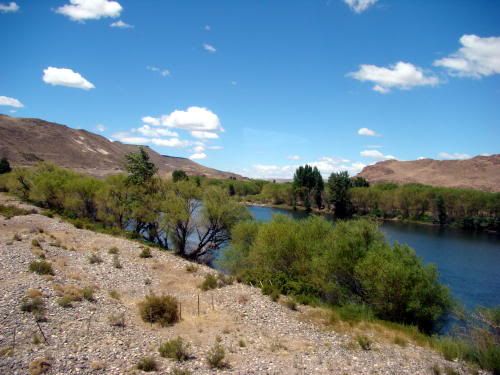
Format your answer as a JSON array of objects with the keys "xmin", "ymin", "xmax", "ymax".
[{"xmin": 0, "ymin": 149, "xmax": 249, "ymax": 259}]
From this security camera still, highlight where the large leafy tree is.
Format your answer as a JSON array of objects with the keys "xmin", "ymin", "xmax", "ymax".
[
  {"xmin": 125, "ymin": 147, "xmax": 158, "ymax": 185},
  {"xmin": 293, "ymin": 165, "xmax": 324, "ymax": 210},
  {"xmin": 327, "ymin": 171, "xmax": 352, "ymax": 218}
]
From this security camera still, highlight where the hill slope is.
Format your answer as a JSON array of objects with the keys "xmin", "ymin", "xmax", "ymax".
[
  {"xmin": 357, "ymin": 155, "xmax": 500, "ymax": 192},
  {"xmin": 0, "ymin": 114, "xmax": 241, "ymax": 179}
]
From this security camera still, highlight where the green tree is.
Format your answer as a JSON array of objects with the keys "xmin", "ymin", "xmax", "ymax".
[
  {"xmin": 172, "ymin": 170, "xmax": 189, "ymax": 182},
  {"xmin": 125, "ymin": 147, "xmax": 158, "ymax": 185},
  {"xmin": 435, "ymin": 194, "xmax": 447, "ymax": 226},
  {"xmin": 351, "ymin": 176, "xmax": 369, "ymax": 188},
  {"xmin": 293, "ymin": 165, "xmax": 324, "ymax": 210},
  {"xmin": 0, "ymin": 157, "xmax": 12, "ymax": 174},
  {"xmin": 327, "ymin": 171, "xmax": 352, "ymax": 218},
  {"xmin": 228, "ymin": 183, "xmax": 236, "ymax": 196}
]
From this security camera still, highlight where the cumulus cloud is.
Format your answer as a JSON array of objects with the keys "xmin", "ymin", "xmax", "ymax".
[
  {"xmin": 142, "ymin": 116, "xmax": 161, "ymax": 126},
  {"xmin": 203, "ymin": 43, "xmax": 216, "ymax": 53},
  {"xmin": 349, "ymin": 61, "xmax": 439, "ymax": 93},
  {"xmin": 43, "ymin": 67, "xmax": 95, "ymax": 90},
  {"xmin": 0, "ymin": 95, "xmax": 24, "ymax": 108},
  {"xmin": 189, "ymin": 152, "xmax": 207, "ymax": 160},
  {"xmin": 111, "ymin": 132, "xmax": 149, "ymax": 145},
  {"xmin": 136, "ymin": 124, "xmax": 178, "ymax": 138},
  {"xmin": 0, "ymin": 2, "xmax": 19, "ymax": 13},
  {"xmin": 357, "ymin": 127, "xmax": 379, "ymax": 137},
  {"xmin": 247, "ymin": 157, "xmax": 366, "ymax": 179},
  {"xmin": 112, "ymin": 130, "xmax": 189, "ymax": 149},
  {"xmin": 56, "ymin": 0, "xmax": 122, "ymax": 21},
  {"xmin": 96, "ymin": 124, "xmax": 106, "ymax": 132},
  {"xmin": 344, "ymin": 0, "xmax": 377, "ymax": 13},
  {"xmin": 190, "ymin": 131, "xmax": 219, "ymax": 139},
  {"xmin": 437, "ymin": 152, "xmax": 471, "ymax": 160},
  {"xmin": 287, "ymin": 155, "xmax": 301, "ymax": 160},
  {"xmin": 146, "ymin": 66, "xmax": 170, "ymax": 77},
  {"xmin": 151, "ymin": 138, "xmax": 189, "ymax": 148},
  {"xmin": 360, "ymin": 149, "xmax": 396, "ymax": 160},
  {"xmin": 434, "ymin": 35, "xmax": 500, "ymax": 78},
  {"xmin": 110, "ymin": 20, "xmax": 133, "ymax": 28},
  {"xmin": 158, "ymin": 106, "xmax": 223, "ymax": 132}
]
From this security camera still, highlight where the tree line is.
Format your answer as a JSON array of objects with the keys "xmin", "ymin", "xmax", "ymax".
[{"xmin": 0, "ymin": 149, "xmax": 249, "ymax": 259}]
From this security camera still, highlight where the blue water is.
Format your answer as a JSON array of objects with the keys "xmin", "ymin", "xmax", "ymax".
[{"xmin": 247, "ymin": 205, "xmax": 500, "ymax": 310}]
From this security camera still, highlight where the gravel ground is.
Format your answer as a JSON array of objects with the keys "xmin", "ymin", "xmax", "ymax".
[{"xmin": 0, "ymin": 193, "xmax": 486, "ymax": 374}]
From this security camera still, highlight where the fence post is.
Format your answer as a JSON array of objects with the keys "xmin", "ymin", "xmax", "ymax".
[{"xmin": 197, "ymin": 294, "xmax": 200, "ymax": 316}]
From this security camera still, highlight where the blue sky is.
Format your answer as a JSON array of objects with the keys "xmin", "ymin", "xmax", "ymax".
[{"xmin": 1, "ymin": 0, "xmax": 499, "ymax": 178}]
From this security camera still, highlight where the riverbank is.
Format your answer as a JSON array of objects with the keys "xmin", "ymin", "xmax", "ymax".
[{"xmin": 0, "ymin": 193, "xmax": 484, "ymax": 374}]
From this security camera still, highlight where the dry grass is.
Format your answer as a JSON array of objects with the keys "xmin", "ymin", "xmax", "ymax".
[{"xmin": 29, "ymin": 357, "xmax": 51, "ymax": 375}]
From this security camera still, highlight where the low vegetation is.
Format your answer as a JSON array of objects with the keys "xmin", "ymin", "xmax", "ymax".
[
  {"xmin": 136, "ymin": 356, "xmax": 158, "ymax": 372},
  {"xmin": 206, "ymin": 341, "xmax": 227, "ymax": 369},
  {"xmin": 0, "ymin": 203, "xmax": 34, "ymax": 219},
  {"xmin": 159, "ymin": 337, "xmax": 190, "ymax": 361},
  {"xmin": 28, "ymin": 260, "xmax": 54, "ymax": 275},
  {"xmin": 138, "ymin": 294, "xmax": 179, "ymax": 326}
]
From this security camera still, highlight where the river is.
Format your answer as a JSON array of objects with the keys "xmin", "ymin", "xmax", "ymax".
[{"xmin": 247, "ymin": 205, "xmax": 500, "ymax": 310}]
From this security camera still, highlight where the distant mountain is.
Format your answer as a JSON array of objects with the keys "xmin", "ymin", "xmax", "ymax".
[
  {"xmin": 0, "ymin": 114, "xmax": 242, "ymax": 179},
  {"xmin": 357, "ymin": 155, "xmax": 500, "ymax": 192}
]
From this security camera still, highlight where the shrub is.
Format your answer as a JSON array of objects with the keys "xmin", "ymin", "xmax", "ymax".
[
  {"xmin": 206, "ymin": 341, "xmax": 226, "ymax": 369},
  {"xmin": 238, "ymin": 339, "xmax": 246, "ymax": 347},
  {"xmin": 82, "ymin": 286, "xmax": 95, "ymax": 301},
  {"xmin": 88, "ymin": 253, "xmax": 103, "ymax": 264},
  {"xmin": 356, "ymin": 335, "xmax": 372, "ymax": 350},
  {"xmin": 109, "ymin": 290, "xmax": 121, "ymax": 300},
  {"xmin": 136, "ymin": 356, "xmax": 158, "ymax": 372},
  {"xmin": 285, "ymin": 299, "xmax": 297, "ymax": 311},
  {"xmin": 159, "ymin": 337, "xmax": 190, "ymax": 361},
  {"xmin": 185, "ymin": 264, "xmax": 198, "ymax": 273},
  {"xmin": 0, "ymin": 204, "xmax": 31, "ymax": 219},
  {"xmin": 21, "ymin": 296, "xmax": 45, "ymax": 317},
  {"xmin": 108, "ymin": 313, "xmax": 125, "ymax": 327},
  {"xmin": 57, "ymin": 296, "xmax": 73, "ymax": 308},
  {"xmin": 29, "ymin": 357, "xmax": 51, "ymax": 375},
  {"xmin": 200, "ymin": 274, "xmax": 217, "ymax": 291},
  {"xmin": 337, "ymin": 304, "xmax": 374, "ymax": 323},
  {"xmin": 138, "ymin": 294, "xmax": 179, "ymax": 326},
  {"xmin": 29, "ymin": 260, "xmax": 54, "ymax": 275},
  {"xmin": 112, "ymin": 254, "xmax": 122, "ymax": 269},
  {"xmin": 31, "ymin": 239, "xmax": 41, "ymax": 247},
  {"xmin": 108, "ymin": 247, "xmax": 119, "ymax": 255},
  {"xmin": 393, "ymin": 336, "xmax": 408, "ymax": 347},
  {"xmin": 140, "ymin": 247, "xmax": 152, "ymax": 258},
  {"xmin": 270, "ymin": 289, "xmax": 280, "ymax": 302}
]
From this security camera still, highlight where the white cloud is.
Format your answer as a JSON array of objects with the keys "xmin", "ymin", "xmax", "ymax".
[
  {"xmin": 193, "ymin": 145, "xmax": 205, "ymax": 153},
  {"xmin": 349, "ymin": 61, "xmax": 439, "ymax": 93},
  {"xmin": 0, "ymin": 95, "xmax": 24, "ymax": 108},
  {"xmin": 190, "ymin": 130, "xmax": 219, "ymax": 139},
  {"xmin": 203, "ymin": 43, "xmax": 216, "ymax": 53},
  {"xmin": 437, "ymin": 152, "xmax": 471, "ymax": 160},
  {"xmin": 112, "ymin": 132, "xmax": 149, "ymax": 144},
  {"xmin": 207, "ymin": 145, "xmax": 223, "ymax": 150},
  {"xmin": 96, "ymin": 124, "xmax": 106, "ymax": 132},
  {"xmin": 357, "ymin": 127, "xmax": 379, "ymax": 136},
  {"xmin": 287, "ymin": 155, "xmax": 301, "ymax": 160},
  {"xmin": 43, "ymin": 67, "xmax": 95, "ymax": 90},
  {"xmin": 434, "ymin": 35, "xmax": 500, "ymax": 78},
  {"xmin": 189, "ymin": 152, "xmax": 207, "ymax": 160},
  {"xmin": 56, "ymin": 0, "xmax": 122, "ymax": 22},
  {"xmin": 146, "ymin": 66, "xmax": 170, "ymax": 77},
  {"xmin": 0, "ymin": 2, "xmax": 19, "ymax": 13},
  {"xmin": 344, "ymin": 0, "xmax": 377, "ymax": 13},
  {"xmin": 136, "ymin": 124, "xmax": 178, "ymax": 138},
  {"xmin": 248, "ymin": 157, "xmax": 366, "ymax": 179},
  {"xmin": 360, "ymin": 149, "xmax": 396, "ymax": 160},
  {"xmin": 142, "ymin": 116, "xmax": 161, "ymax": 126},
  {"xmin": 151, "ymin": 138, "xmax": 189, "ymax": 148},
  {"xmin": 110, "ymin": 19, "xmax": 133, "ymax": 28},
  {"xmin": 417, "ymin": 156, "xmax": 427, "ymax": 160},
  {"xmin": 160, "ymin": 106, "xmax": 223, "ymax": 132}
]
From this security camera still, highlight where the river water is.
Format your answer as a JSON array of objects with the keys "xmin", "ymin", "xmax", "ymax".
[{"xmin": 247, "ymin": 205, "xmax": 500, "ymax": 310}]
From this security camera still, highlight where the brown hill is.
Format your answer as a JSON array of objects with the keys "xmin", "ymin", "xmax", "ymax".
[
  {"xmin": 0, "ymin": 114, "xmax": 241, "ymax": 179},
  {"xmin": 357, "ymin": 155, "xmax": 500, "ymax": 192}
]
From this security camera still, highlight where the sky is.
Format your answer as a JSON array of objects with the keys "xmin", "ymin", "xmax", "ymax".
[{"xmin": 1, "ymin": 0, "xmax": 499, "ymax": 179}]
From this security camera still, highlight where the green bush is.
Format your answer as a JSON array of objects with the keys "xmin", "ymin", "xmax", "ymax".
[
  {"xmin": 200, "ymin": 274, "xmax": 217, "ymax": 291},
  {"xmin": 28, "ymin": 260, "xmax": 54, "ymax": 275},
  {"xmin": 206, "ymin": 341, "xmax": 226, "ymax": 369},
  {"xmin": 159, "ymin": 337, "xmax": 190, "ymax": 361},
  {"xmin": 140, "ymin": 247, "xmax": 152, "ymax": 258},
  {"xmin": 138, "ymin": 294, "xmax": 179, "ymax": 326},
  {"xmin": 356, "ymin": 335, "xmax": 372, "ymax": 350},
  {"xmin": 136, "ymin": 356, "xmax": 157, "ymax": 372},
  {"xmin": 82, "ymin": 286, "xmax": 95, "ymax": 302},
  {"xmin": 57, "ymin": 296, "xmax": 73, "ymax": 308}
]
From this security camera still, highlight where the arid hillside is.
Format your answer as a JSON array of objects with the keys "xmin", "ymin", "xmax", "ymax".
[
  {"xmin": 0, "ymin": 115, "xmax": 241, "ymax": 179},
  {"xmin": 357, "ymin": 155, "xmax": 500, "ymax": 192}
]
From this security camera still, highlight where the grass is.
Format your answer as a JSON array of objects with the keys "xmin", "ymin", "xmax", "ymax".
[
  {"xmin": 31, "ymin": 239, "xmax": 41, "ymax": 247},
  {"xmin": 87, "ymin": 252, "xmax": 103, "ymax": 264},
  {"xmin": 108, "ymin": 246, "xmax": 119, "ymax": 254},
  {"xmin": 138, "ymin": 294, "xmax": 179, "ymax": 326},
  {"xmin": 108, "ymin": 313, "xmax": 126, "ymax": 327},
  {"xmin": 169, "ymin": 368, "xmax": 191, "ymax": 375},
  {"xmin": 57, "ymin": 296, "xmax": 73, "ymax": 308},
  {"xmin": 112, "ymin": 254, "xmax": 122, "ymax": 269},
  {"xmin": 21, "ymin": 296, "xmax": 45, "ymax": 320},
  {"xmin": 185, "ymin": 264, "xmax": 198, "ymax": 273},
  {"xmin": 356, "ymin": 334, "xmax": 372, "ymax": 350},
  {"xmin": 200, "ymin": 273, "xmax": 217, "ymax": 290},
  {"xmin": 29, "ymin": 357, "xmax": 51, "ymax": 375},
  {"xmin": 109, "ymin": 289, "xmax": 121, "ymax": 300},
  {"xmin": 206, "ymin": 341, "xmax": 227, "ymax": 369},
  {"xmin": 28, "ymin": 260, "xmax": 54, "ymax": 275},
  {"xmin": 238, "ymin": 339, "xmax": 246, "ymax": 347},
  {"xmin": 159, "ymin": 337, "xmax": 190, "ymax": 361},
  {"xmin": 136, "ymin": 356, "xmax": 158, "ymax": 372},
  {"xmin": 82, "ymin": 286, "xmax": 95, "ymax": 301},
  {"xmin": 0, "ymin": 204, "xmax": 34, "ymax": 219},
  {"xmin": 140, "ymin": 247, "xmax": 152, "ymax": 258}
]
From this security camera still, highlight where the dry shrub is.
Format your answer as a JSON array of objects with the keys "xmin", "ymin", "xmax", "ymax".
[
  {"xmin": 138, "ymin": 294, "xmax": 179, "ymax": 327},
  {"xmin": 29, "ymin": 357, "xmax": 51, "ymax": 375}
]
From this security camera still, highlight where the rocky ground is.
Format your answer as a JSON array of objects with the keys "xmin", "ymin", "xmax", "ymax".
[{"xmin": 0, "ymin": 193, "xmax": 486, "ymax": 374}]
